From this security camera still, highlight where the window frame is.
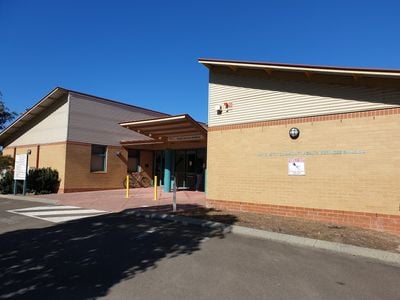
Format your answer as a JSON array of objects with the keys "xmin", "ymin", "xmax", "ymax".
[{"xmin": 90, "ymin": 144, "xmax": 108, "ymax": 173}]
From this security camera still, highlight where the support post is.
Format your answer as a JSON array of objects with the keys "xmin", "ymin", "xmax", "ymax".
[
  {"xmin": 163, "ymin": 149, "xmax": 172, "ymax": 192},
  {"xmin": 125, "ymin": 175, "xmax": 129, "ymax": 198},
  {"xmin": 22, "ymin": 152, "xmax": 30, "ymax": 196},
  {"xmin": 172, "ymin": 176, "xmax": 177, "ymax": 212},
  {"xmin": 153, "ymin": 175, "xmax": 157, "ymax": 201},
  {"xmin": 204, "ymin": 168, "xmax": 207, "ymax": 194},
  {"xmin": 13, "ymin": 180, "xmax": 17, "ymax": 195}
]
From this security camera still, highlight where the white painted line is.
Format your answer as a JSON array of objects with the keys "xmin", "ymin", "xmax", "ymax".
[
  {"xmin": 6, "ymin": 205, "xmax": 109, "ymax": 224},
  {"xmin": 44, "ymin": 215, "xmax": 106, "ymax": 223},
  {"xmin": 20, "ymin": 209, "xmax": 107, "ymax": 217},
  {"xmin": 9, "ymin": 205, "xmax": 80, "ymax": 212}
]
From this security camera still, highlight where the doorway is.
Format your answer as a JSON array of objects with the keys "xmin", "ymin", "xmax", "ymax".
[{"xmin": 153, "ymin": 148, "xmax": 206, "ymax": 191}]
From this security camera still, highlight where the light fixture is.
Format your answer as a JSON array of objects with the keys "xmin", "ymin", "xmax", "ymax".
[{"xmin": 289, "ymin": 127, "xmax": 300, "ymax": 139}]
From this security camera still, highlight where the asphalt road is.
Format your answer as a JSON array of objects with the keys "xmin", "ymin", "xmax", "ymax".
[{"xmin": 0, "ymin": 198, "xmax": 399, "ymax": 300}]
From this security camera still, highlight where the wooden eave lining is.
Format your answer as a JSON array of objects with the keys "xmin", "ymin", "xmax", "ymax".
[{"xmin": 121, "ymin": 114, "xmax": 207, "ymax": 139}]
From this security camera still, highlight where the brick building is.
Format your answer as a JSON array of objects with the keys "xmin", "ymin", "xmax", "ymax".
[
  {"xmin": 2, "ymin": 59, "xmax": 400, "ymax": 235},
  {"xmin": 199, "ymin": 58, "xmax": 400, "ymax": 235},
  {"xmin": 0, "ymin": 87, "xmax": 206, "ymax": 193}
]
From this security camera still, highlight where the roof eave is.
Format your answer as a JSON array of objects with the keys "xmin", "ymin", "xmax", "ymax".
[
  {"xmin": 198, "ymin": 58, "xmax": 400, "ymax": 79},
  {"xmin": 0, "ymin": 87, "xmax": 68, "ymax": 147}
]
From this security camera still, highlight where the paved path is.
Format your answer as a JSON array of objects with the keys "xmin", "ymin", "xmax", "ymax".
[
  {"xmin": 0, "ymin": 198, "xmax": 399, "ymax": 299},
  {"xmin": 34, "ymin": 188, "xmax": 206, "ymax": 212}
]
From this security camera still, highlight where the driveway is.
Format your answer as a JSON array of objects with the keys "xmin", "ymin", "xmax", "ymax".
[{"xmin": 0, "ymin": 198, "xmax": 399, "ymax": 299}]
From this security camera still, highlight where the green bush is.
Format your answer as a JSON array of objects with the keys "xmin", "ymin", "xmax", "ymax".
[
  {"xmin": 0, "ymin": 170, "xmax": 14, "ymax": 194},
  {"xmin": 0, "ymin": 155, "xmax": 14, "ymax": 170},
  {"xmin": 0, "ymin": 167, "xmax": 60, "ymax": 195},
  {"xmin": 27, "ymin": 168, "xmax": 60, "ymax": 194}
]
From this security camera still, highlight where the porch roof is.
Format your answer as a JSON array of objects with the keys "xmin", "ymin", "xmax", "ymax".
[{"xmin": 119, "ymin": 114, "xmax": 207, "ymax": 147}]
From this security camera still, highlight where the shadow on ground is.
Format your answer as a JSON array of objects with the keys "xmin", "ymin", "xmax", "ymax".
[
  {"xmin": 0, "ymin": 205, "xmax": 237, "ymax": 299},
  {"xmin": 172, "ymin": 206, "xmax": 240, "ymax": 224}
]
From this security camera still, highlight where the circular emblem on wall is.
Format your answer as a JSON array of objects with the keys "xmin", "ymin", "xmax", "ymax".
[{"xmin": 289, "ymin": 127, "xmax": 300, "ymax": 139}]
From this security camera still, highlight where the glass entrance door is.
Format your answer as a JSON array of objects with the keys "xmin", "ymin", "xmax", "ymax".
[
  {"xmin": 153, "ymin": 150, "xmax": 164, "ymax": 186},
  {"xmin": 185, "ymin": 150, "xmax": 196, "ymax": 189},
  {"xmin": 174, "ymin": 148, "xmax": 206, "ymax": 191},
  {"xmin": 174, "ymin": 150, "xmax": 186, "ymax": 188},
  {"xmin": 153, "ymin": 148, "xmax": 206, "ymax": 191}
]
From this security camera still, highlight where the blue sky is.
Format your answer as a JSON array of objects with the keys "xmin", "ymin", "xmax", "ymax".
[{"xmin": 1, "ymin": 0, "xmax": 399, "ymax": 122}]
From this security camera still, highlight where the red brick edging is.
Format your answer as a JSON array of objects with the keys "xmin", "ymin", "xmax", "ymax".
[
  {"xmin": 206, "ymin": 199, "xmax": 400, "ymax": 236},
  {"xmin": 208, "ymin": 107, "xmax": 400, "ymax": 132},
  {"xmin": 59, "ymin": 187, "xmax": 123, "ymax": 194}
]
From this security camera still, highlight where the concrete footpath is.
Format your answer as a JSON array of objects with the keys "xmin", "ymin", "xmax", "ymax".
[
  {"xmin": 128, "ymin": 210, "xmax": 400, "ymax": 266},
  {"xmin": 2, "ymin": 193, "xmax": 400, "ymax": 266}
]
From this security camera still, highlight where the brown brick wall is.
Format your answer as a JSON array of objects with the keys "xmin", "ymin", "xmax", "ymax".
[
  {"xmin": 63, "ymin": 142, "xmax": 128, "ymax": 192},
  {"xmin": 207, "ymin": 111, "xmax": 400, "ymax": 233},
  {"xmin": 3, "ymin": 142, "xmax": 156, "ymax": 193},
  {"xmin": 140, "ymin": 150, "xmax": 153, "ymax": 179}
]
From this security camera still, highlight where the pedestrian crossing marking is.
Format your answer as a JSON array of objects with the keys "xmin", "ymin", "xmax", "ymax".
[
  {"xmin": 21, "ymin": 209, "xmax": 107, "ymax": 217},
  {"xmin": 10, "ymin": 205, "xmax": 81, "ymax": 211},
  {"xmin": 7, "ymin": 205, "xmax": 108, "ymax": 223}
]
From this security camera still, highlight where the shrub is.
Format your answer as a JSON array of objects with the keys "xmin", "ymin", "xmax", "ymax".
[
  {"xmin": 0, "ymin": 170, "xmax": 14, "ymax": 194},
  {"xmin": 0, "ymin": 155, "xmax": 14, "ymax": 171},
  {"xmin": 27, "ymin": 168, "xmax": 60, "ymax": 194}
]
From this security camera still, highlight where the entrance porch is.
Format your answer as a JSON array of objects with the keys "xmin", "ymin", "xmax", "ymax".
[{"xmin": 120, "ymin": 114, "xmax": 207, "ymax": 192}]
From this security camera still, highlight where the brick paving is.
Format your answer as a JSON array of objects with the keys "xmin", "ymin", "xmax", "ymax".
[{"xmin": 34, "ymin": 188, "xmax": 206, "ymax": 213}]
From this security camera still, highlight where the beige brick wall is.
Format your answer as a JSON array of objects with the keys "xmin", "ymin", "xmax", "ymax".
[
  {"xmin": 15, "ymin": 146, "xmax": 38, "ymax": 169},
  {"xmin": 3, "ymin": 143, "xmax": 67, "ymax": 191},
  {"xmin": 207, "ymin": 113, "xmax": 400, "ymax": 216},
  {"xmin": 2, "ymin": 147, "xmax": 15, "ymax": 158},
  {"xmin": 63, "ymin": 142, "xmax": 128, "ymax": 192},
  {"xmin": 38, "ymin": 143, "xmax": 67, "ymax": 191}
]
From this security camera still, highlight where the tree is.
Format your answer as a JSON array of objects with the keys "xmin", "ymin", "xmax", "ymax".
[
  {"xmin": 0, "ymin": 91, "xmax": 17, "ymax": 130},
  {"xmin": 0, "ymin": 155, "xmax": 14, "ymax": 170}
]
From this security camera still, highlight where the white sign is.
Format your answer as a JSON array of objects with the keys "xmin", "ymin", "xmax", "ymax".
[
  {"xmin": 288, "ymin": 158, "xmax": 305, "ymax": 176},
  {"xmin": 168, "ymin": 135, "xmax": 204, "ymax": 142},
  {"xmin": 14, "ymin": 154, "xmax": 28, "ymax": 180}
]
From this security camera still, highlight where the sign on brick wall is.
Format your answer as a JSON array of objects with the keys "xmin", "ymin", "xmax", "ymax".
[
  {"xmin": 14, "ymin": 154, "xmax": 28, "ymax": 180},
  {"xmin": 288, "ymin": 158, "xmax": 305, "ymax": 176}
]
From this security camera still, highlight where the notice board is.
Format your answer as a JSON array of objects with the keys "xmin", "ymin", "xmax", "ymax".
[{"xmin": 14, "ymin": 154, "xmax": 28, "ymax": 180}]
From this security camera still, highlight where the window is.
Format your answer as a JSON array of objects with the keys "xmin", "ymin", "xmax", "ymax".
[
  {"xmin": 127, "ymin": 149, "xmax": 140, "ymax": 173},
  {"xmin": 91, "ymin": 145, "xmax": 107, "ymax": 172}
]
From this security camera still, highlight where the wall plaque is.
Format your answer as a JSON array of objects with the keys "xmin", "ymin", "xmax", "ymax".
[{"xmin": 288, "ymin": 158, "xmax": 305, "ymax": 176}]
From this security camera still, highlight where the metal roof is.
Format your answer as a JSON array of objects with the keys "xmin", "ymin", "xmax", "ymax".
[
  {"xmin": 120, "ymin": 114, "xmax": 207, "ymax": 147},
  {"xmin": 198, "ymin": 58, "xmax": 400, "ymax": 79},
  {"xmin": 0, "ymin": 87, "xmax": 170, "ymax": 147}
]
